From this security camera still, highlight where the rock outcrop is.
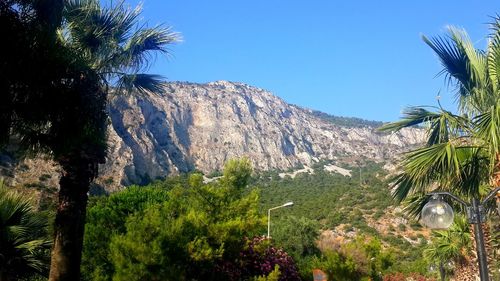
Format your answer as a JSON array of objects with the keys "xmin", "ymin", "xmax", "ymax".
[
  {"xmin": 102, "ymin": 81, "xmax": 423, "ymax": 187},
  {"xmin": 1, "ymin": 80, "xmax": 425, "ymax": 191}
]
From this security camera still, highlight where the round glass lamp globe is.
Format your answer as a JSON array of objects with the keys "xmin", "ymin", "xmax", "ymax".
[{"xmin": 421, "ymin": 197, "xmax": 454, "ymax": 229}]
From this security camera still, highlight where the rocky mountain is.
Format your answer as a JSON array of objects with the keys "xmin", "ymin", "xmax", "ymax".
[{"xmin": 1, "ymin": 80, "xmax": 424, "ymax": 192}]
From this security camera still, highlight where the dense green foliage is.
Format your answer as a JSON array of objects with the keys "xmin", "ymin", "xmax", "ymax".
[
  {"xmin": 423, "ymin": 216, "xmax": 471, "ymax": 281},
  {"xmin": 252, "ymin": 162, "xmax": 432, "ymax": 279},
  {"xmin": 82, "ymin": 159, "xmax": 271, "ymax": 281},
  {"xmin": 110, "ymin": 180, "xmax": 263, "ymax": 280},
  {"xmin": 85, "ymin": 160, "xmax": 421, "ymax": 281},
  {"xmin": 312, "ymin": 236, "xmax": 393, "ymax": 281},
  {"xmin": 81, "ymin": 185, "xmax": 171, "ymax": 280},
  {"xmin": 0, "ymin": 184, "xmax": 51, "ymax": 280},
  {"xmin": 271, "ymin": 216, "xmax": 320, "ymax": 260},
  {"xmin": 255, "ymin": 162, "xmax": 391, "ymax": 229},
  {"xmin": 311, "ymin": 110, "xmax": 384, "ymax": 128}
]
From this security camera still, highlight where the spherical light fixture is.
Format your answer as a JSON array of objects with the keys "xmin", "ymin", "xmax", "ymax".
[{"xmin": 421, "ymin": 195, "xmax": 454, "ymax": 229}]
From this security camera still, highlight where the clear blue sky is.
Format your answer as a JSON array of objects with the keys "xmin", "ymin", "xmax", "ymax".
[{"xmin": 129, "ymin": 0, "xmax": 499, "ymax": 121}]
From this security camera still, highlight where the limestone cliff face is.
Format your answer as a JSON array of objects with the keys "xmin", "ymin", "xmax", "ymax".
[{"xmin": 99, "ymin": 80, "xmax": 424, "ymax": 188}]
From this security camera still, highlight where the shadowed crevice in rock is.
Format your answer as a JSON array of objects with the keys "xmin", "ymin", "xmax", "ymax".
[
  {"xmin": 281, "ymin": 136, "xmax": 296, "ymax": 156},
  {"xmin": 109, "ymin": 97, "xmax": 149, "ymax": 185},
  {"xmin": 140, "ymin": 97, "xmax": 195, "ymax": 174}
]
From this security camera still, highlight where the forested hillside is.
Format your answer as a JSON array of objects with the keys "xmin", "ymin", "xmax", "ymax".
[
  {"xmin": 310, "ymin": 110, "xmax": 384, "ymax": 128},
  {"xmin": 75, "ymin": 159, "xmax": 436, "ymax": 280},
  {"xmin": 250, "ymin": 161, "xmax": 430, "ymax": 275}
]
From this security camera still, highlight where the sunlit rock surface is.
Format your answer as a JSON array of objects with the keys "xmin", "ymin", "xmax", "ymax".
[
  {"xmin": 1, "ymin": 81, "xmax": 424, "ymax": 191},
  {"xmin": 103, "ymin": 81, "xmax": 423, "ymax": 187}
]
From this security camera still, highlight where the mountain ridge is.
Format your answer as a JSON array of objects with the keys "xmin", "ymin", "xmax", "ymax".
[{"xmin": 1, "ymin": 80, "xmax": 424, "ymax": 192}]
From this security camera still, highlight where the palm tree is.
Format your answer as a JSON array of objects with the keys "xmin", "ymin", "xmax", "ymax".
[
  {"xmin": 2, "ymin": 1, "xmax": 107, "ymax": 279},
  {"xmin": 380, "ymin": 17, "xmax": 500, "ymax": 280},
  {"xmin": 1, "ymin": 0, "xmax": 177, "ymax": 280},
  {"xmin": 44, "ymin": 1, "xmax": 179, "ymax": 280},
  {"xmin": 424, "ymin": 216, "xmax": 472, "ymax": 281},
  {"xmin": 0, "ymin": 182, "xmax": 51, "ymax": 281}
]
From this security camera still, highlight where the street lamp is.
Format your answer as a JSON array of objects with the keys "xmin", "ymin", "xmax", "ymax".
[
  {"xmin": 421, "ymin": 187, "xmax": 500, "ymax": 281},
  {"xmin": 267, "ymin": 201, "xmax": 294, "ymax": 238},
  {"xmin": 421, "ymin": 195, "xmax": 454, "ymax": 229}
]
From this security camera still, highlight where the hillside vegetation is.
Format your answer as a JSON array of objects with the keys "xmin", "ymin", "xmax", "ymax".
[
  {"xmin": 251, "ymin": 161, "xmax": 430, "ymax": 275},
  {"xmin": 310, "ymin": 110, "xmax": 384, "ymax": 128}
]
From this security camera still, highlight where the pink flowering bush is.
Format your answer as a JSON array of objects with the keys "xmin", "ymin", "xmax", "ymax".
[
  {"xmin": 216, "ymin": 236, "xmax": 301, "ymax": 281},
  {"xmin": 239, "ymin": 236, "xmax": 301, "ymax": 281}
]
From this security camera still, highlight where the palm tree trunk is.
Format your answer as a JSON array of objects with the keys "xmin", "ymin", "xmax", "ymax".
[
  {"xmin": 491, "ymin": 218, "xmax": 500, "ymax": 280},
  {"xmin": 48, "ymin": 156, "xmax": 94, "ymax": 281},
  {"xmin": 452, "ymin": 223, "xmax": 479, "ymax": 281},
  {"xmin": 481, "ymin": 223, "xmax": 494, "ymax": 278},
  {"xmin": 453, "ymin": 255, "xmax": 478, "ymax": 281},
  {"xmin": 494, "ymin": 154, "xmax": 500, "ymax": 215},
  {"xmin": 0, "ymin": 271, "xmax": 9, "ymax": 281}
]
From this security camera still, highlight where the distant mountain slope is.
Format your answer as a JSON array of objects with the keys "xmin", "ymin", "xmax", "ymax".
[
  {"xmin": 1, "ymin": 80, "xmax": 424, "ymax": 191},
  {"xmin": 102, "ymin": 80, "xmax": 423, "ymax": 187}
]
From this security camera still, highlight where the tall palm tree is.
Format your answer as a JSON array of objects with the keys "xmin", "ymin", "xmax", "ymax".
[
  {"xmin": 2, "ymin": 2, "xmax": 108, "ymax": 280},
  {"xmin": 0, "ymin": 182, "xmax": 51, "ymax": 281},
  {"xmin": 44, "ymin": 1, "xmax": 179, "ymax": 280},
  {"xmin": 1, "ymin": 0, "xmax": 178, "ymax": 280},
  {"xmin": 380, "ymin": 17, "xmax": 500, "ymax": 280}
]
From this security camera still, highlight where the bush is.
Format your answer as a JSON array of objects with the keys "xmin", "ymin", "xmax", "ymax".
[
  {"xmin": 272, "ymin": 216, "xmax": 320, "ymax": 260},
  {"xmin": 397, "ymin": 223, "xmax": 407, "ymax": 231},
  {"xmin": 81, "ymin": 186, "xmax": 170, "ymax": 280},
  {"xmin": 86, "ymin": 159, "xmax": 266, "ymax": 281},
  {"xmin": 237, "ymin": 236, "xmax": 301, "ymax": 281},
  {"xmin": 314, "ymin": 236, "xmax": 394, "ymax": 281}
]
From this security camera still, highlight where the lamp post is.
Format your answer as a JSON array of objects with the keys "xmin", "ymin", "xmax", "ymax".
[
  {"xmin": 267, "ymin": 201, "xmax": 293, "ymax": 238},
  {"xmin": 421, "ymin": 187, "xmax": 500, "ymax": 281}
]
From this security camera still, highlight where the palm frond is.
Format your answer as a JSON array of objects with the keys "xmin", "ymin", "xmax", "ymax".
[
  {"xmin": 116, "ymin": 73, "xmax": 166, "ymax": 94},
  {"xmin": 449, "ymin": 27, "xmax": 488, "ymax": 91},
  {"xmin": 379, "ymin": 107, "xmax": 440, "ymax": 132},
  {"xmin": 63, "ymin": 0, "xmax": 142, "ymax": 69},
  {"xmin": 391, "ymin": 144, "xmax": 487, "ymax": 203},
  {"xmin": 0, "ymin": 185, "xmax": 51, "ymax": 278},
  {"xmin": 61, "ymin": 0, "xmax": 179, "ymax": 95},
  {"xmin": 119, "ymin": 26, "xmax": 180, "ymax": 72},
  {"xmin": 424, "ymin": 215, "xmax": 471, "ymax": 264},
  {"xmin": 487, "ymin": 16, "xmax": 500, "ymax": 93},
  {"xmin": 379, "ymin": 106, "xmax": 471, "ymax": 146},
  {"xmin": 425, "ymin": 109, "xmax": 471, "ymax": 146},
  {"xmin": 451, "ymin": 146, "xmax": 489, "ymax": 197},
  {"xmin": 422, "ymin": 32, "xmax": 470, "ymax": 93},
  {"xmin": 422, "ymin": 27, "xmax": 492, "ymax": 114},
  {"xmin": 403, "ymin": 142, "xmax": 461, "ymax": 181},
  {"xmin": 474, "ymin": 102, "xmax": 500, "ymax": 171},
  {"xmin": 390, "ymin": 172, "xmax": 434, "ymax": 203}
]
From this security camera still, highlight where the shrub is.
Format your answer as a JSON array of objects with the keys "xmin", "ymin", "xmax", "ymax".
[
  {"xmin": 397, "ymin": 223, "xmax": 407, "ymax": 231},
  {"xmin": 238, "ymin": 236, "xmax": 301, "ymax": 281}
]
